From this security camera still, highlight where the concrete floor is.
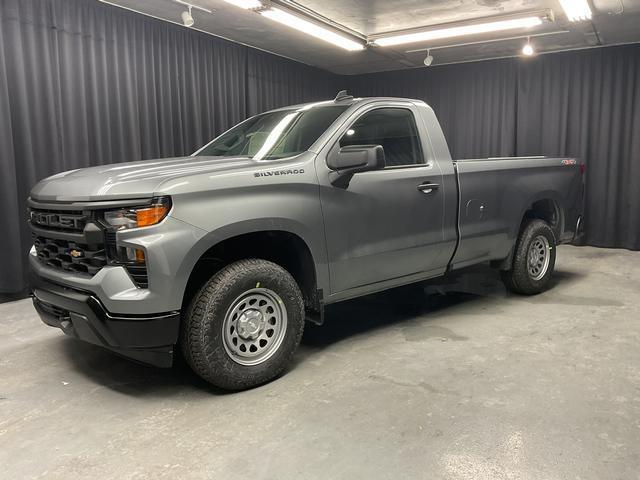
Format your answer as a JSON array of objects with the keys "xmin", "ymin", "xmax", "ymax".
[{"xmin": 1, "ymin": 245, "xmax": 640, "ymax": 479}]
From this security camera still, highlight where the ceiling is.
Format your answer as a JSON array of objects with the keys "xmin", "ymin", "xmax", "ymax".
[{"xmin": 101, "ymin": 0, "xmax": 640, "ymax": 74}]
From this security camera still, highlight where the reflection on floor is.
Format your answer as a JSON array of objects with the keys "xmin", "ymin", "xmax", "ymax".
[{"xmin": 1, "ymin": 245, "xmax": 639, "ymax": 479}]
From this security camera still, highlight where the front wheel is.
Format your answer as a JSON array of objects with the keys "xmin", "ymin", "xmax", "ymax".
[
  {"xmin": 181, "ymin": 259, "xmax": 305, "ymax": 390},
  {"xmin": 501, "ymin": 219, "xmax": 556, "ymax": 295}
]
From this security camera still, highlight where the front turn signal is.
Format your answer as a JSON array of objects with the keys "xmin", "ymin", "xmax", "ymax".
[{"xmin": 136, "ymin": 202, "xmax": 171, "ymax": 227}]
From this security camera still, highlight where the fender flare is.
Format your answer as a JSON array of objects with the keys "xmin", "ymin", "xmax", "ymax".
[
  {"xmin": 174, "ymin": 217, "xmax": 328, "ymax": 305},
  {"xmin": 496, "ymin": 191, "xmax": 563, "ymax": 270}
]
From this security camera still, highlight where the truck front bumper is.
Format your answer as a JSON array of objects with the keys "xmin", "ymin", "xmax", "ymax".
[{"xmin": 31, "ymin": 275, "xmax": 180, "ymax": 367}]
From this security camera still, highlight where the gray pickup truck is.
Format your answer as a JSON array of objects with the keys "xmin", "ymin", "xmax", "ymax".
[{"xmin": 28, "ymin": 92, "xmax": 584, "ymax": 390}]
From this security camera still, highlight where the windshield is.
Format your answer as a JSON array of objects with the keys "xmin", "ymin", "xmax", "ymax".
[{"xmin": 196, "ymin": 104, "xmax": 349, "ymax": 160}]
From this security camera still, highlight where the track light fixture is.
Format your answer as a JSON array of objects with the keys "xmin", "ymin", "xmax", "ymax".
[
  {"xmin": 424, "ymin": 49, "xmax": 434, "ymax": 66},
  {"xmin": 171, "ymin": 1, "xmax": 551, "ymax": 58},
  {"xmin": 173, "ymin": 0, "xmax": 212, "ymax": 27},
  {"xmin": 181, "ymin": 6, "xmax": 194, "ymax": 27}
]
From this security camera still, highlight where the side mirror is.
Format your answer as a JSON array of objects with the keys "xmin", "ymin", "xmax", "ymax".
[{"xmin": 327, "ymin": 144, "xmax": 385, "ymax": 188}]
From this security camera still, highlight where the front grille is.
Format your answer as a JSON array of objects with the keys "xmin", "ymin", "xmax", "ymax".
[
  {"xmin": 30, "ymin": 204, "xmax": 149, "ymax": 288},
  {"xmin": 30, "ymin": 209, "xmax": 88, "ymax": 232},
  {"xmin": 33, "ymin": 235, "xmax": 107, "ymax": 275}
]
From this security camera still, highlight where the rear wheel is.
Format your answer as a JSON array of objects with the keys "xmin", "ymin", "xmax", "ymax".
[
  {"xmin": 181, "ymin": 259, "xmax": 305, "ymax": 390},
  {"xmin": 501, "ymin": 219, "xmax": 556, "ymax": 295}
]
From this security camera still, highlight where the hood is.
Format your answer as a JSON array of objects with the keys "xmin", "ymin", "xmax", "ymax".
[{"xmin": 30, "ymin": 156, "xmax": 257, "ymax": 202}]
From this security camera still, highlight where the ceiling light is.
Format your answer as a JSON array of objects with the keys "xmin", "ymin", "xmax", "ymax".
[
  {"xmin": 222, "ymin": 0, "xmax": 262, "ymax": 9},
  {"xmin": 260, "ymin": 8, "xmax": 365, "ymax": 51},
  {"xmin": 522, "ymin": 39, "xmax": 534, "ymax": 56},
  {"xmin": 373, "ymin": 16, "xmax": 544, "ymax": 47},
  {"xmin": 181, "ymin": 6, "xmax": 194, "ymax": 27},
  {"xmin": 424, "ymin": 49, "xmax": 433, "ymax": 66},
  {"xmin": 558, "ymin": 0, "xmax": 592, "ymax": 21},
  {"xmin": 174, "ymin": 1, "xmax": 212, "ymax": 25}
]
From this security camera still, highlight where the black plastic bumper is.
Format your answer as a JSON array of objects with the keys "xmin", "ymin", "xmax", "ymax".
[{"xmin": 31, "ymin": 276, "xmax": 180, "ymax": 368}]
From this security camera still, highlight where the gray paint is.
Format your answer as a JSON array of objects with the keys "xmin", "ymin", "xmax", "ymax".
[
  {"xmin": 29, "ymin": 97, "xmax": 582, "ymax": 318},
  {"xmin": 28, "ymin": 217, "xmax": 208, "ymax": 315},
  {"xmin": 454, "ymin": 157, "xmax": 583, "ymax": 269},
  {"xmin": 315, "ymin": 99, "xmax": 452, "ymax": 294}
]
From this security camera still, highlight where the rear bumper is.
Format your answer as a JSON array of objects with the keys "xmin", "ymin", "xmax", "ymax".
[{"xmin": 31, "ymin": 275, "xmax": 180, "ymax": 367}]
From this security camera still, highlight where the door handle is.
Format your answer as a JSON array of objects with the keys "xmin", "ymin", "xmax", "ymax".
[{"xmin": 417, "ymin": 182, "xmax": 440, "ymax": 194}]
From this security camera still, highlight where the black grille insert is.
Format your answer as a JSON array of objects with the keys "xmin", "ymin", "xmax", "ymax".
[
  {"xmin": 104, "ymin": 230, "xmax": 149, "ymax": 287},
  {"xmin": 124, "ymin": 264, "xmax": 149, "ymax": 288},
  {"xmin": 33, "ymin": 236, "xmax": 107, "ymax": 276}
]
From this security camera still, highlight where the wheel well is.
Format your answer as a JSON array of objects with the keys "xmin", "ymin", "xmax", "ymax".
[
  {"xmin": 522, "ymin": 199, "xmax": 561, "ymax": 234},
  {"xmin": 495, "ymin": 198, "xmax": 561, "ymax": 270},
  {"xmin": 183, "ymin": 231, "xmax": 319, "ymax": 312}
]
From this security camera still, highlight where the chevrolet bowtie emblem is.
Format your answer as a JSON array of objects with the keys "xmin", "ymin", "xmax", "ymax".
[{"xmin": 69, "ymin": 249, "xmax": 84, "ymax": 258}]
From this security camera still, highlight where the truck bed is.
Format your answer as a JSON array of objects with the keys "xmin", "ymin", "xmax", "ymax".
[{"xmin": 450, "ymin": 155, "xmax": 584, "ymax": 270}]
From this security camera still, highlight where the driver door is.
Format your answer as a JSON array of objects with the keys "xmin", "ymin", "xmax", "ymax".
[{"xmin": 316, "ymin": 103, "xmax": 448, "ymax": 296}]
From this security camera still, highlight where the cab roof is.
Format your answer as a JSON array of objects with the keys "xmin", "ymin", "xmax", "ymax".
[{"xmin": 267, "ymin": 96, "xmax": 427, "ymax": 113}]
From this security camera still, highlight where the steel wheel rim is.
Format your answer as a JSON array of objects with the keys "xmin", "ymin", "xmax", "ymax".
[
  {"xmin": 222, "ymin": 288, "xmax": 287, "ymax": 366},
  {"xmin": 527, "ymin": 235, "xmax": 550, "ymax": 281}
]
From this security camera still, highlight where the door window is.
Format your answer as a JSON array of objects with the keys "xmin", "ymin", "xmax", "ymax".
[{"xmin": 339, "ymin": 108, "xmax": 424, "ymax": 167}]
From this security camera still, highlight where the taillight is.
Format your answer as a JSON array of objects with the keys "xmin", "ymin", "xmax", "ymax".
[{"xmin": 580, "ymin": 163, "xmax": 586, "ymax": 175}]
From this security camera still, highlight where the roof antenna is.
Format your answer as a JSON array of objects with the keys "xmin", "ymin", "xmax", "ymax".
[{"xmin": 334, "ymin": 90, "xmax": 353, "ymax": 102}]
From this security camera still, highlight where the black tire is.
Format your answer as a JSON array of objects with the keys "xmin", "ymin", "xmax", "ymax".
[
  {"xmin": 501, "ymin": 219, "xmax": 557, "ymax": 295},
  {"xmin": 181, "ymin": 259, "xmax": 305, "ymax": 390}
]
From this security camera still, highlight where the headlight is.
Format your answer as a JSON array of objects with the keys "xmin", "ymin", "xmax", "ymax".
[{"xmin": 104, "ymin": 196, "xmax": 171, "ymax": 231}]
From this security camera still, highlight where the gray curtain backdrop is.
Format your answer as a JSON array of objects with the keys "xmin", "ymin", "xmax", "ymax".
[
  {"xmin": 349, "ymin": 59, "xmax": 519, "ymax": 159},
  {"xmin": 0, "ymin": 0, "xmax": 340, "ymax": 293},
  {"xmin": 1, "ymin": 0, "xmax": 639, "ymax": 294},
  {"xmin": 348, "ymin": 44, "xmax": 640, "ymax": 252},
  {"xmin": 515, "ymin": 46, "xmax": 640, "ymax": 250}
]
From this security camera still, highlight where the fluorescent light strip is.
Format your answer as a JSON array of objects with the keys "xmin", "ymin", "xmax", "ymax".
[
  {"xmin": 222, "ymin": 0, "xmax": 262, "ymax": 8},
  {"xmin": 558, "ymin": 0, "xmax": 592, "ymax": 21},
  {"xmin": 374, "ymin": 16, "xmax": 544, "ymax": 47},
  {"xmin": 260, "ymin": 8, "xmax": 364, "ymax": 51}
]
